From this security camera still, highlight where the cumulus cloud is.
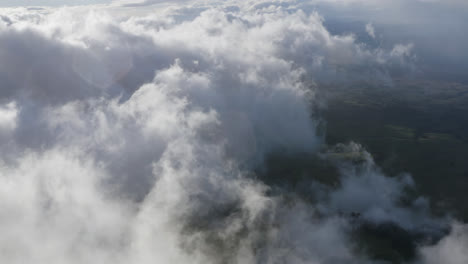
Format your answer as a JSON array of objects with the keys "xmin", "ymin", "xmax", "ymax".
[{"xmin": 0, "ymin": 1, "xmax": 464, "ymax": 263}]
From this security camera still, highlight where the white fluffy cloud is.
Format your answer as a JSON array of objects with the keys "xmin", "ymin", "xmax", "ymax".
[
  {"xmin": 0, "ymin": 1, "xmax": 463, "ymax": 263},
  {"xmin": 421, "ymin": 223, "xmax": 468, "ymax": 264}
]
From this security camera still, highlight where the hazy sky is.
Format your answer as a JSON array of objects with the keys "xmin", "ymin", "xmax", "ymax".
[{"xmin": 0, "ymin": 0, "xmax": 112, "ymax": 7}]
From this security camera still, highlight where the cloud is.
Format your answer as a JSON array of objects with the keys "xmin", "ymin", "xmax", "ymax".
[
  {"xmin": 0, "ymin": 1, "xmax": 464, "ymax": 263},
  {"xmin": 365, "ymin": 23, "xmax": 375, "ymax": 39},
  {"xmin": 311, "ymin": 0, "xmax": 468, "ymax": 82},
  {"xmin": 0, "ymin": 102, "xmax": 17, "ymax": 132},
  {"xmin": 420, "ymin": 223, "xmax": 468, "ymax": 264},
  {"xmin": 315, "ymin": 143, "xmax": 446, "ymax": 233}
]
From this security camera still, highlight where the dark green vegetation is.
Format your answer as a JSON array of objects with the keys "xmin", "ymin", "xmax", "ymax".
[
  {"xmin": 354, "ymin": 221, "xmax": 422, "ymax": 263},
  {"xmin": 323, "ymin": 79, "xmax": 468, "ymax": 220}
]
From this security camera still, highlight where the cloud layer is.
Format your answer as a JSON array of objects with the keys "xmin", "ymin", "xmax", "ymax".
[{"xmin": 0, "ymin": 1, "xmax": 466, "ymax": 263}]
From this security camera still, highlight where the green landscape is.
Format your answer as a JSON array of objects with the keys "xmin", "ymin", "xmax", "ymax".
[{"xmin": 323, "ymin": 79, "xmax": 468, "ymax": 220}]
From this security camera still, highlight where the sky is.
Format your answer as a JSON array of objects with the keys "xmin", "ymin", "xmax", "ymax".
[
  {"xmin": 0, "ymin": 0, "xmax": 467, "ymax": 263},
  {"xmin": 0, "ymin": 0, "xmax": 112, "ymax": 6}
]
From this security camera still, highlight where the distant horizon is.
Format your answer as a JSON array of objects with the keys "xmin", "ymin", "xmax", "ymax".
[{"xmin": 0, "ymin": 0, "xmax": 112, "ymax": 7}]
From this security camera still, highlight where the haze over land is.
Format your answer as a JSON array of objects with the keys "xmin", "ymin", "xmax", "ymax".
[{"xmin": 0, "ymin": 0, "xmax": 467, "ymax": 263}]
